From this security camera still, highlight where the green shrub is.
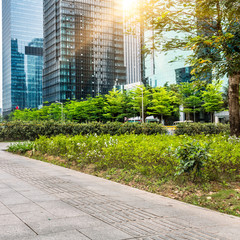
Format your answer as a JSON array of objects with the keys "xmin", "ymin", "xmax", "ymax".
[
  {"xmin": 9, "ymin": 134, "xmax": 240, "ymax": 181},
  {"xmin": 8, "ymin": 134, "xmax": 238, "ymax": 181},
  {"xmin": 175, "ymin": 141, "xmax": 211, "ymax": 181},
  {"xmin": 8, "ymin": 141, "xmax": 35, "ymax": 153},
  {"xmin": 175, "ymin": 123, "xmax": 229, "ymax": 135},
  {"xmin": 0, "ymin": 121, "xmax": 167, "ymax": 141}
]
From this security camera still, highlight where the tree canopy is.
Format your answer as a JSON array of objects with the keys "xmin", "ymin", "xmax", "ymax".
[{"xmin": 141, "ymin": 0, "xmax": 240, "ymax": 135}]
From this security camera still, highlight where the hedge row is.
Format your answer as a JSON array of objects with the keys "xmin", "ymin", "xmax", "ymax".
[
  {"xmin": 175, "ymin": 123, "xmax": 230, "ymax": 135},
  {"xmin": 0, "ymin": 121, "xmax": 167, "ymax": 141}
]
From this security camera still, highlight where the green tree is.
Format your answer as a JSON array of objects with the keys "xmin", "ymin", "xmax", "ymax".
[
  {"xmin": 141, "ymin": 0, "xmax": 240, "ymax": 135},
  {"xmin": 147, "ymin": 87, "xmax": 179, "ymax": 123},
  {"xmin": 103, "ymin": 90, "xmax": 126, "ymax": 121},
  {"xmin": 178, "ymin": 82, "xmax": 202, "ymax": 121},
  {"xmin": 65, "ymin": 96, "xmax": 105, "ymax": 123},
  {"xmin": 201, "ymin": 82, "xmax": 224, "ymax": 122}
]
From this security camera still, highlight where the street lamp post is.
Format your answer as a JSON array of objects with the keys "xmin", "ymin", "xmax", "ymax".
[{"xmin": 56, "ymin": 101, "xmax": 64, "ymax": 124}]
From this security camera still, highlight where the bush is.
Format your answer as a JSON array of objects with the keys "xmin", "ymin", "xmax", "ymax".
[
  {"xmin": 175, "ymin": 141, "xmax": 211, "ymax": 181},
  {"xmin": 8, "ymin": 141, "xmax": 35, "ymax": 153},
  {"xmin": 33, "ymin": 134, "xmax": 180, "ymax": 177},
  {"xmin": 0, "ymin": 121, "xmax": 167, "ymax": 141},
  {"xmin": 175, "ymin": 123, "xmax": 229, "ymax": 135},
  {"xmin": 9, "ymin": 134, "xmax": 240, "ymax": 181}
]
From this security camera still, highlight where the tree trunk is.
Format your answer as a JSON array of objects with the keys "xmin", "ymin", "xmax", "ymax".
[{"xmin": 228, "ymin": 74, "xmax": 240, "ymax": 136}]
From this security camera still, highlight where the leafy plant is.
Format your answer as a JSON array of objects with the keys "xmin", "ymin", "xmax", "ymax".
[
  {"xmin": 8, "ymin": 134, "xmax": 240, "ymax": 182},
  {"xmin": 8, "ymin": 141, "xmax": 35, "ymax": 153},
  {"xmin": 175, "ymin": 141, "xmax": 211, "ymax": 181}
]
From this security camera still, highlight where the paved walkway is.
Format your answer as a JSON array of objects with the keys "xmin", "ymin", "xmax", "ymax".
[{"xmin": 0, "ymin": 143, "xmax": 239, "ymax": 240}]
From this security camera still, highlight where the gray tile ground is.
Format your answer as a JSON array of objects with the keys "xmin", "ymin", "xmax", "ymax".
[{"xmin": 0, "ymin": 143, "xmax": 239, "ymax": 240}]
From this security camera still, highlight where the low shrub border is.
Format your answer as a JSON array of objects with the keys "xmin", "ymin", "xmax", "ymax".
[
  {"xmin": 0, "ymin": 121, "xmax": 231, "ymax": 141},
  {"xmin": 175, "ymin": 122, "xmax": 230, "ymax": 135},
  {"xmin": 8, "ymin": 134, "xmax": 240, "ymax": 181},
  {"xmin": 0, "ymin": 121, "xmax": 167, "ymax": 141}
]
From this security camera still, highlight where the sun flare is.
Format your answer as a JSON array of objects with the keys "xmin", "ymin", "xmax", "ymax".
[{"xmin": 122, "ymin": 0, "xmax": 138, "ymax": 10}]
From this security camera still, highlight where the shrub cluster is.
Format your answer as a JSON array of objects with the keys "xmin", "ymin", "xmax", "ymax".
[
  {"xmin": 10, "ymin": 134, "xmax": 240, "ymax": 181},
  {"xmin": 0, "ymin": 121, "xmax": 167, "ymax": 141},
  {"xmin": 175, "ymin": 123, "xmax": 229, "ymax": 135}
]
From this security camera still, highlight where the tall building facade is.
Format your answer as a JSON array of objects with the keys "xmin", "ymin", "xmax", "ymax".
[
  {"xmin": 144, "ymin": 30, "xmax": 191, "ymax": 87},
  {"xmin": 2, "ymin": 0, "xmax": 43, "ymax": 115},
  {"xmin": 43, "ymin": 0, "xmax": 126, "ymax": 103},
  {"xmin": 123, "ymin": 1, "xmax": 142, "ymax": 86}
]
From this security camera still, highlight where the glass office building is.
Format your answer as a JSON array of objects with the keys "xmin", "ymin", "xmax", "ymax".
[
  {"xmin": 144, "ymin": 30, "xmax": 192, "ymax": 87},
  {"xmin": 2, "ymin": 0, "xmax": 43, "ymax": 115},
  {"xmin": 123, "ymin": 2, "xmax": 142, "ymax": 86},
  {"xmin": 145, "ymin": 49, "xmax": 192, "ymax": 87},
  {"xmin": 43, "ymin": 0, "xmax": 126, "ymax": 103}
]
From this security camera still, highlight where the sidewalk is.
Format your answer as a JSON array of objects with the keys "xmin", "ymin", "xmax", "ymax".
[{"xmin": 0, "ymin": 143, "xmax": 239, "ymax": 240}]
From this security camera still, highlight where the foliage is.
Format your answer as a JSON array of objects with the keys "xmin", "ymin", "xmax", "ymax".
[
  {"xmin": 178, "ymin": 82, "xmax": 203, "ymax": 121},
  {"xmin": 9, "ymin": 81, "xmax": 226, "ymax": 124},
  {"xmin": 141, "ymin": 0, "xmax": 240, "ymax": 78},
  {"xmin": 103, "ymin": 90, "xmax": 126, "ymax": 121},
  {"xmin": 141, "ymin": 0, "xmax": 240, "ymax": 135},
  {"xmin": 0, "ymin": 121, "xmax": 167, "ymax": 141},
  {"xmin": 175, "ymin": 122, "xmax": 229, "ymax": 136},
  {"xmin": 147, "ymin": 87, "xmax": 180, "ymax": 123},
  {"xmin": 201, "ymin": 81, "xmax": 224, "ymax": 122},
  {"xmin": 175, "ymin": 141, "xmax": 210, "ymax": 180},
  {"xmin": 8, "ymin": 141, "xmax": 35, "ymax": 153},
  {"xmin": 9, "ymin": 134, "xmax": 240, "ymax": 181}
]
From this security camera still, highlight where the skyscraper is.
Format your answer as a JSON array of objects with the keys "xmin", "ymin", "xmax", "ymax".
[
  {"xmin": 2, "ymin": 0, "xmax": 43, "ymax": 115},
  {"xmin": 43, "ymin": 0, "xmax": 126, "ymax": 103},
  {"xmin": 123, "ymin": 1, "xmax": 142, "ymax": 86},
  {"xmin": 144, "ymin": 30, "xmax": 191, "ymax": 87}
]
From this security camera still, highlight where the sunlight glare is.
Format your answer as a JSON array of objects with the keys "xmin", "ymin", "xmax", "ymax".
[{"xmin": 122, "ymin": 0, "xmax": 138, "ymax": 10}]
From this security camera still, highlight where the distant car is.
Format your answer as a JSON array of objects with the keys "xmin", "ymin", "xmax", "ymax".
[{"xmin": 126, "ymin": 116, "xmax": 159, "ymax": 123}]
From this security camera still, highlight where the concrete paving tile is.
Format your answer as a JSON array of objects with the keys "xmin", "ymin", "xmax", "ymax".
[
  {"xmin": 36, "ymin": 230, "xmax": 90, "ymax": 240},
  {"xmin": 20, "ymin": 189, "xmax": 51, "ymax": 197},
  {"xmin": 0, "ymin": 188, "xmax": 15, "ymax": 195},
  {"xmin": 0, "ymin": 192, "xmax": 31, "ymax": 205},
  {"xmin": 14, "ymin": 230, "xmax": 90, "ymax": 240},
  {"xmin": 15, "ymin": 209, "xmax": 56, "ymax": 223},
  {"xmin": 143, "ymin": 205, "xmax": 189, "ymax": 218},
  {"xmin": 79, "ymin": 225, "xmax": 132, "ymax": 240},
  {"xmin": 27, "ymin": 215, "xmax": 111, "ymax": 235},
  {"xmin": 10, "ymin": 185, "xmax": 39, "ymax": 192},
  {"xmin": 26, "ymin": 194, "xmax": 59, "ymax": 202},
  {"xmin": 8, "ymin": 202, "xmax": 45, "ymax": 214},
  {"xmin": 36, "ymin": 200, "xmax": 88, "ymax": 218},
  {"xmin": 0, "ymin": 203, "xmax": 12, "ymax": 215},
  {"xmin": 204, "ymin": 225, "xmax": 240, "ymax": 240},
  {"xmin": 0, "ymin": 223, "xmax": 36, "ymax": 240},
  {"xmin": 0, "ymin": 213, "xmax": 23, "ymax": 226},
  {"xmin": 0, "ymin": 183, "xmax": 8, "ymax": 189}
]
